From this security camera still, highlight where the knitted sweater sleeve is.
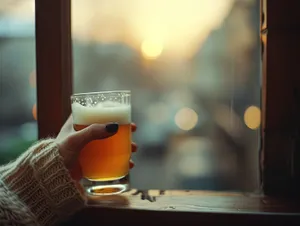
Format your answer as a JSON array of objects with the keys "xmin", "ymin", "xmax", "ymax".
[{"xmin": 0, "ymin": 139, "xmax": 86, "ymax": 226}]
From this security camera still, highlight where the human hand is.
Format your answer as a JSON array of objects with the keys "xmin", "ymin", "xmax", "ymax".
[{"xmin": 55, "ymin": 116, "xmax": 137, "ymax": 181}]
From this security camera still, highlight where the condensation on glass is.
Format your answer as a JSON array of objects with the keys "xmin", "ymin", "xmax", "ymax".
[{"xmin": 72, "ymin": 0, "xmax": 261, "ymax": 192}]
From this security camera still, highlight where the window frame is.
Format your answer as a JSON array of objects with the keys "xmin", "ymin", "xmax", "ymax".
[
  {"xmin": 35, "ymin": 0, "xmax": 300, "ymax": 224},
  {"xmin": 36, "ymin": 0, "xmax": 72, "ymax": 138},
  {"xmin": 261, "ymin": 0, "xmax": 300, "ymax": 197}
]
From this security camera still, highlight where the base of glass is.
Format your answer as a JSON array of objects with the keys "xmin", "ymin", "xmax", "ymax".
[{"xmin": 81, "ymin": 174, "xmax": 130, "ymax": 196}]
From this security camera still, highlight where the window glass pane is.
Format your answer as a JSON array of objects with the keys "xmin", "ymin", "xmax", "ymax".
[
  {"xmin": 0, "ymin": 0, "xmax": 37, "ymax": 165},
  {"xmin": 72, "ymin": 0, "xmax": 260, "ymax": 191}
]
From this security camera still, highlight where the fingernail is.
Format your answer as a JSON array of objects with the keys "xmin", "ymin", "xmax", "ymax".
[{"xmin": 106, "ymin": 123, "xmax": 119, "ymax": 133}]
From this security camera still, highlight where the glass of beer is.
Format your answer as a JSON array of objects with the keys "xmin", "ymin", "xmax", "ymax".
[{"xmin": 71, "ymin": 90, "xmax": 131, "ymax": 196}]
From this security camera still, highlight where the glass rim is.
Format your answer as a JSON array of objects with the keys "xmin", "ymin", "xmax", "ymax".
[{"xmin": 71, "ymin": 90, "xmax": 131, "ymax": 98}]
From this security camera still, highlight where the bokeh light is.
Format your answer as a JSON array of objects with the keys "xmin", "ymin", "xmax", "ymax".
[
  {"xmin": 244, "ymin": 106, "xmax": 261, "ymax": 130},
  {"xmin": 32, "ymin": 104, "xmax": 37, "ymax": 120},
  {"xmin": 175, "ymin": 107, "xmax": 198, "ymax": 131}
]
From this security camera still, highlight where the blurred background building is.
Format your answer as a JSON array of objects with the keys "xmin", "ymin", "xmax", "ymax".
[{"xmin": 0, "ymin": 0, "xmax": 261, "ymax": 192}]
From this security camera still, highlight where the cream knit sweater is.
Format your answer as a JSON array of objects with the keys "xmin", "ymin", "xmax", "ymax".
[{"xmin": 0, "ymin": 139, "xmax": 85, "ymax": 226}]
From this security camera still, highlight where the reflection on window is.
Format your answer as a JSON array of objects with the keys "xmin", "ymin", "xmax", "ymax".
[
  {"xmin": 0, "ymin": 0, "xmax": 37, "ymax": 164},
  {"xmin": 72, "ymin": 0, "xmax": 261, "ymax": 191}
]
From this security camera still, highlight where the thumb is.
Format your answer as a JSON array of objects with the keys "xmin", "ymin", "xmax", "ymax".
[{"xmin": 68, "ymin": 123, "xmax": 119, "ymax": 152}]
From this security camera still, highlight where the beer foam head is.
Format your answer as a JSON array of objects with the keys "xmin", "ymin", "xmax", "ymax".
[{"xmin": 72, "ymin": 101, "xmax": 131, "ymax": 125}]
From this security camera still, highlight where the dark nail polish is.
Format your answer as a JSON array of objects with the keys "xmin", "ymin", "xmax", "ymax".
[{"xmin": 106, "ymin": 123, "xmax": 119, "ymax": 133}]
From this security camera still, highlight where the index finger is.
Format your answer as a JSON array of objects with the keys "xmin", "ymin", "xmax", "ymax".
[{"xmin": 131, "ymin": 123, "xmax": 137, "ymax": 132}]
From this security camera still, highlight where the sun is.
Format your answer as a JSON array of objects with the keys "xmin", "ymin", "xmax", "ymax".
[{"xmin": 141, "ymin": 39, "xmax": 164, "ymax": 59}]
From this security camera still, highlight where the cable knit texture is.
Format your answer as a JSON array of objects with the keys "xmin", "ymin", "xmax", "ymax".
[{"xmin": 0, "ymin": 139, "xmax": 86, "ymax": 226}]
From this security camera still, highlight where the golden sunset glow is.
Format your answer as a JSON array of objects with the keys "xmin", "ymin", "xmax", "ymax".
[
  {"xmin": 71, "ymin": 0, "xmax": 235, "ymax": 58},
  {"xmin": 141, "ymin": 39, "xmax": 163, "ymax": 59}
]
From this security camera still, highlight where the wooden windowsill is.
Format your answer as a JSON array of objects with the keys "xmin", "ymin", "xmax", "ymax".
[{"xmin": 64, "ymin": 189, "xmax": 300, "ymax": 225}]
